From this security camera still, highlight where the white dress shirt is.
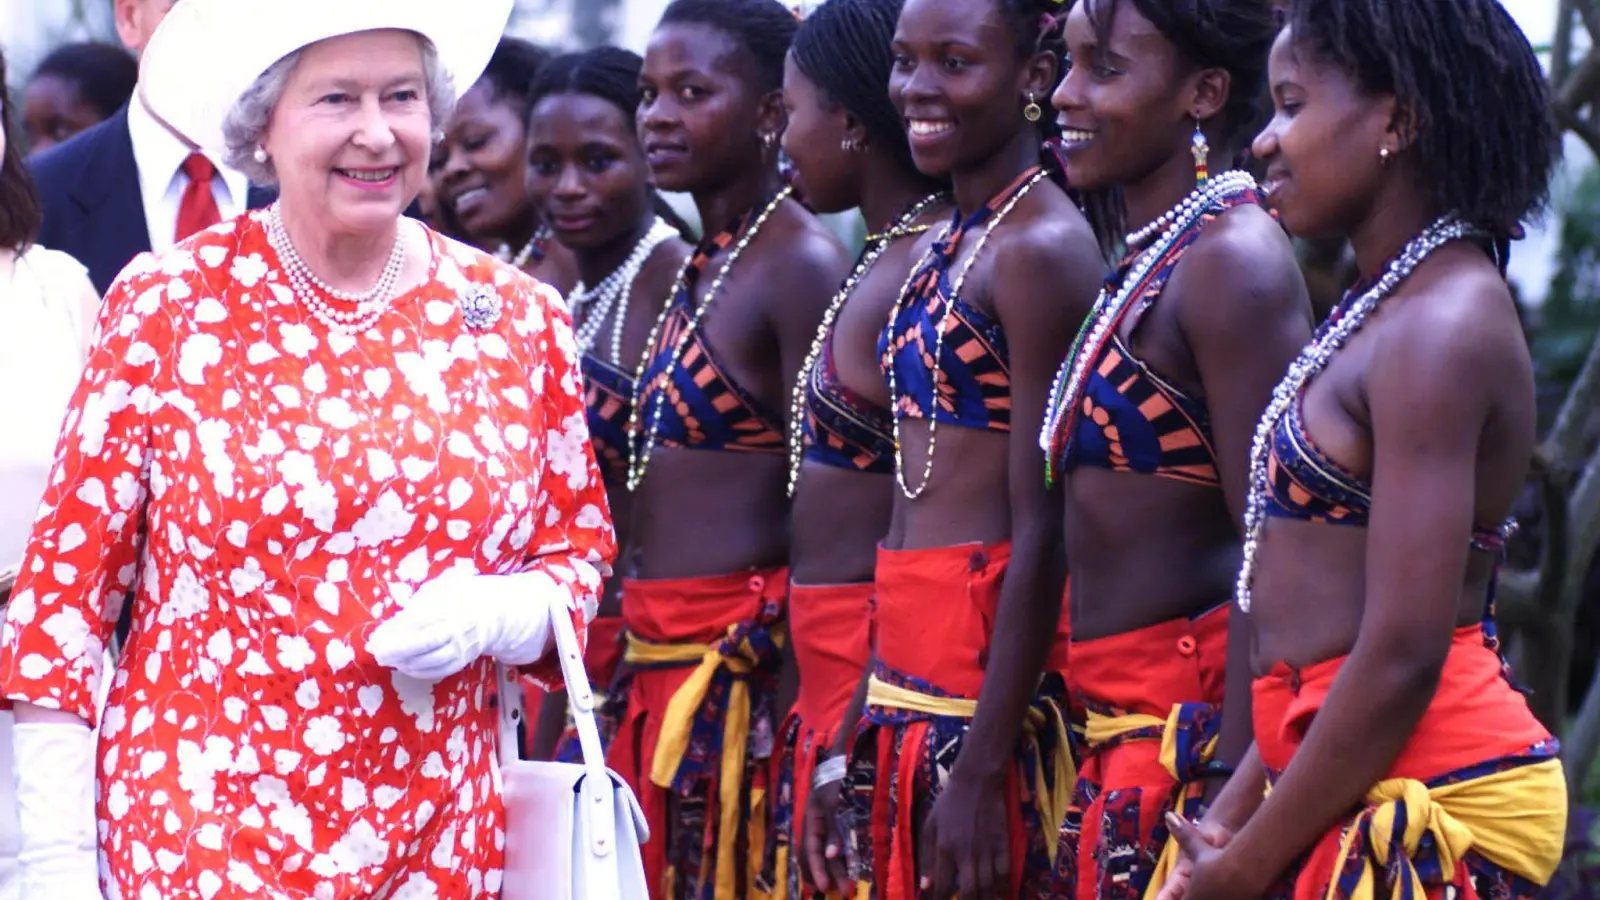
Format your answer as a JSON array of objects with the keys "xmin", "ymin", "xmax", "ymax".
[{"xmin": 127, "ymin": 95, "xmax": 252, "ymax": 254}]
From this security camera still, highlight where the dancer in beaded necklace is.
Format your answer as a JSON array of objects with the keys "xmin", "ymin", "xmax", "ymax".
[
  {"xmin": 432, "ymin": 37, "xmax": 581, "ymax": 294},
  {"xmin": 606, "ymin": 2, "xmax": 852, "ymax": 897},
  {"xmin": 753, "ymin": 3, "xmax": 951, "ymax": 897},
  {"xmin": 520, "ymin": 46, "xmax": 695, "ymax": 764},
  {"xmin": 1159, "ymin": 3, "xmax": 1565, "ymax": 899},
  {"xmin": 822, "ymin": 1, "xmax": 1107, "ymax": 898},
  {"xmin": 1040, "ymin": 3, "xmax": 1312, "ymax": 898}
]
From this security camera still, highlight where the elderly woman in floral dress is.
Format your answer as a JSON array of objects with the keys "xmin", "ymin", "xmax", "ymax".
[{"xmin": 0, "ymin": 1, "xmax": 615, "ymax": 898}]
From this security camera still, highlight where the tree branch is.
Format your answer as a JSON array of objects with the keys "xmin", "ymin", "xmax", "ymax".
[
  {"xmin": 1544, "ymin": 321, "xmax": 1600, "ymax": 473},
  {"xmin": 1575, "ymin": 0, "xmax": 1600, "ymax": 41},
  {"xmin": 1555, "ymin": 0, "xmax": 1577, "ymax": 86},
  {"xmin": 1555, "ymin": 107, "xmax": 1600, "ymax": 162}
]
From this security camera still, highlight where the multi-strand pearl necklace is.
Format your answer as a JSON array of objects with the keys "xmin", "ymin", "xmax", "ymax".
[
  {"xmin": 1039, "ymin": 170, "xmax": 1257, "ymax": 486},
  {"xmin": 496, "ymin": 225, "xmax": 552, "ymax": 270},
  {"xmin": 1233, "ymin": 215, "xmax": 1479, "ymax": 613},
  {"xmin": 571, "ymin": 218, "xmax": 681, "ymax": 366},
  {"xmin": 786, "ymin": 193, "xmax": 948, "ymax": 498},
  {"xmin": 889, "ymin": 170, "xmax": 1047, "ymax": 501},
  {"xmin": 266, "ymin": 203, "xmax": 404, "ymax": 336},
  {"xmin": 625, "ymin": 187, "xmax": 793, "ymax": 492}
]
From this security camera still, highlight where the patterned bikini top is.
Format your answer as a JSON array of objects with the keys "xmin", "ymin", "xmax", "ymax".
[
  {"xmin": 582, "ymin": 354, "xmax": 634, "ymax": 484},
  {"xmin": 877, "ymin": 170, "xmax": 1042, "ymax": 434},
  {"xmin": 1051, "ymin": 187, "xmax": 1266, "ymax": 488},
  {"xmin": 634, "ymin": 205, "xmax": 786, "ymax": 455},
  {"xmin": 803, "ymin": 327, "xmax": 894, "ymax": 473}
]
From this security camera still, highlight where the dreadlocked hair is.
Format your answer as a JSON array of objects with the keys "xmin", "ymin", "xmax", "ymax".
[
  {"xmin": 997, "ymin": 0, "xmax": 1125, "ymax": 255},
  {"xmin": 527, "ymin": 46, "xmax": 696, "ymax": 240},
  {"xmin": 1085, "ymin": 0, "xmax": 1277, "ymax": 148},
  {"xmin": 1287, "ymin": 0, "xmax": 1558, "ymax": 243},
  {"xmin": 792, "ymin": 0, "xmax": 919, "ymax": 175},
  {"xmin": 660, "ymin": 0, "xmax": 799, "ymax": 94},
  {"xmin": 478, "ymin": 37, "xmax": 554, "ymax": 120}
]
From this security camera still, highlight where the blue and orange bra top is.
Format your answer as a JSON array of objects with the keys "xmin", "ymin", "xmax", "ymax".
[
  {"xmin": 634, "ymin": 204, "xmax": 786, "ymax": 455},
  {"xmin": 804, "ymin": 326, "xmax": 894, "ymax": 473},
  {"xmin": 877, "ymin": 171, "xmax": 1035, "ymax": 434},
  {"xmin": 1264, "ymin": 375, "xmax": 1511, "ymax": 553},
  {"xmin": 583, "ymin": 354, "xmax": 634, "ymax": 484},
  {"xmin": 1053, "ymin": 186, "xmax": 1268, "ymax": 488}
]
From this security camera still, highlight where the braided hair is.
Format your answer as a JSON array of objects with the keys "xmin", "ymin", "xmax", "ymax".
[
  {"xmin": 1084, "ymin": 0, "xmax": 1278, "ymax": 148},
  {"xmin": 527, "ymin": 47, "xmax": 696, "ymax": 239},
  {"xmin": 1287, "ymin": 0, "xmax": 1558, "ymax": 242},
  {"xmin": 660, "ymin": 0, "xmax": 800, "ymax": 93},
  {"xmin": 477, "ymin": 37, "xmax": 554, "ymax": 120},
  {"xmin": 791, "ymin": 0, "xmax": 917, "ymax": 174}
]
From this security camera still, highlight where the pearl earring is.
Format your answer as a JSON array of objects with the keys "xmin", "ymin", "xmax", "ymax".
[
  {"xmin": 253, "ymin": 145, "xmax": 268, "ymax": 164},
  {"xmin": 1379, "ymin": 146, "xmax": 1392, "ymax": 164}
]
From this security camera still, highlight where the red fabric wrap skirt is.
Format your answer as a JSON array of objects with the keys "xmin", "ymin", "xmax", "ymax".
[{"xmin": 1061, "ymin": 606, "xmax": 1229, "ymax": 900}]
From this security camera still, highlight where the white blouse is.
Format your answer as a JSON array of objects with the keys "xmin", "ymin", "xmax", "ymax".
[{"xmin": 0, "ymin": 243, "xmax": 95, "ymax": 900}]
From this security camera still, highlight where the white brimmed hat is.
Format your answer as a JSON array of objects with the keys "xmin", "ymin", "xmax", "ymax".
[{"xmin": 138, "ymin": 0, "xmax": 514, "ymax": 157}]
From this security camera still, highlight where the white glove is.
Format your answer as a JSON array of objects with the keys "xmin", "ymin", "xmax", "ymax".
[
  {"xmin": 13, "ymin": 721, "xmax": 100, "ymax": 899},
  {"xmin": 369, "ymin": 568, "xmax": 564, "ymax": 681}
]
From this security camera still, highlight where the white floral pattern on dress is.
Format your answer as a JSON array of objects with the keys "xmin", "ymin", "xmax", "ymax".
[{"xmin": 0, "ymin": 210, "xmax": 616, "ymax": 899}]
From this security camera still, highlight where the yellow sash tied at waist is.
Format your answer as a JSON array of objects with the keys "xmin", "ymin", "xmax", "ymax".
[
  {"xmin": 865, "ymin": 675, "xmax": 1076, "ymax": 863},
  {"xmin": 625, "ymin": 627, "xmax": 779, "ymax": 900},
  {"xmin": 1082, "ymin": 707, "xmax": 1224, "ymax": 900},
  {"xmin": 1321, "ymin": 757, "xmax": 1566, "ymax": 900}
]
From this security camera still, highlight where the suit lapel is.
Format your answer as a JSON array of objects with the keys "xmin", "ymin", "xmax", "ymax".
[{"xmin": 65, "ymin": 107, "xmax": 153, "ymax": 292}]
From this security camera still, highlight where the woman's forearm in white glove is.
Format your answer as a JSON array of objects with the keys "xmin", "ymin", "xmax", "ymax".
[
  {"xmin": 368, "ymin": 568, "xmax": 573, "ymax": 681},
  {"xmin": 12, "ymin": 703, "xmax": 99, "ymax": 898}
]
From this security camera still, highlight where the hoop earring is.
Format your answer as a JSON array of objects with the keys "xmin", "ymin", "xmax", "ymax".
[
  {"xmin": 1023, "ymin": 93, "xmax": 1043, "ymax": 123},
  {"xmin": 253, "ymin": 145, "xmax": 268, "ymax": 165},
  {"xmin": 1190, "ymin": 120, "xmax": 1210, "ymax": 185}
]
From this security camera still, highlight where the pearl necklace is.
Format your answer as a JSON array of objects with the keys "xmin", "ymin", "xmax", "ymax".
[
  {"xmin": 889, "ymin": 170, "xmax": 1046, "ymax": 501},
  {"xmin": 786, "ymin": 193, "xmax": 948, "ymax": 498},
  {"xmin": 1233, "ymin": 215, "xmax": 1479, "ymax": 613},
  {"xmin": 625, "ymin": 187, "xmax": 793, "ymax": 492},
  {"xmin": 496, "ymin": 225, "xmax": 551, "ymax": 270},
  {"xmin": 266, "ymin": 203, "xmax": 404, "ymax": 336},
  {"xmin": 1040, "ymin": 170, "xmax": 1257, "ymax": 486},
  {"xmin": 571, "ymin": 219, "xmax": 681, "ymax": 366}
]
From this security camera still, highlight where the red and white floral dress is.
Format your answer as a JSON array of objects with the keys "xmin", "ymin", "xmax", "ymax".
[{"xmin": 0, "ymin": 211, "xmax": 616, "ymax": 900}]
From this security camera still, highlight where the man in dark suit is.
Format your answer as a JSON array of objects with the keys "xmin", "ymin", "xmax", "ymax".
[{"xmin": 28, "ymin": 0, "xmax": 271, "ymax": 294}]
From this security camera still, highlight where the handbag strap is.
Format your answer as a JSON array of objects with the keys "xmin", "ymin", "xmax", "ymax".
[{"xmin": 495, "ymin": 599, "xmax": 609, "ymax": 778}]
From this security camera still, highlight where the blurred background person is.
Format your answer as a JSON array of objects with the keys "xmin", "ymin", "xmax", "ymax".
[
  {"xmin": 432, "ymin": 36, "xmax": 581, "ymax": 294},
  {"xmin": 0, "ymin": 44, "xmax": 102, "ymax": 900},
  {"xmin": 20, "ymin": 41, "xmax": 137, "ymax": 156}
]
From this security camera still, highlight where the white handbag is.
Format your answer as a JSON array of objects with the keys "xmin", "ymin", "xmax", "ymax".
[{"xmin": 498, "ymin": 603, "xmax": 650, "ymax": 899}]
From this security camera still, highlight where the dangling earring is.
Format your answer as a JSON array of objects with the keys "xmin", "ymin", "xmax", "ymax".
[
  {"xmin": 841, "ymin": 136, "xmax": 865, "ymax": 153},
  {"xmin": 1023, "ymin": 92, "xmax": 1043, "ymax": 123},
  {"xmin": 253, "ymin": 145, "xmax": 268, "ymax": 164},
  {"xmin": 1190, "ymin": 120, "xmax": 1209, "ymax": 185},
  {"xmin": 761, "ymin": 131, "xmax": 777, "ymax": 151}
]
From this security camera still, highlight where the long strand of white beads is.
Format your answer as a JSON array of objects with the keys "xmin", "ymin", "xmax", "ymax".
[
  {"xmin": 496, "ymin": 225, "xmax": 552, "ymax": 270},
  {"xmin": 1039, "ymin": 170, "xmax": 1257, "ymax": 478},
  {"xmin": 889, "ymin": 170, "xmax": 1048, "ymax": 501},
  {"xmin": 625, "ymin": 188, "xmax": 793, "ymax": 492},
  {"xmin": 786, "ymin": 193, "xmax": 947, "ymax": 498},
  {"xmin": 1233, "ymin": 215, "xmax": 1479, "ymax": 613},
  {"xmin": 266, "ymin": 204, "xmax": 404, "ymax": 336},
  {"xmin": 571, "ymin": 218, "xmax": 680, "ymax": 362}
]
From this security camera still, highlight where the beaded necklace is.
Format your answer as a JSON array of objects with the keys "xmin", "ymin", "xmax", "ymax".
[
  {"xmin": 1233, "ymin": 215, "xmax": 1480, "ymax": 613},
  {"xmin": 495, "ymin": 225, "xmax": 552, "ymax": 270},
  {"xmin": 1039, "ymin": 170, "xmax": 1258, "ymax": 487},
  {"xmin": 570, "ymin": 218, "xmax": 681, "ymax": 365},
  {"xmin": 886, "ymin": 168, "xmax": 1047, "ymax": 501},
  {"xmin": 786, "ymin": 193, "xmax": 948, "ymax": 498},
  {"xmin": 625, "ymin": 187, "xmax": 793, "ymax": 492},
  {"xmin": 266, "ymin": 203, "xmax": 405, "ymax": 336}
]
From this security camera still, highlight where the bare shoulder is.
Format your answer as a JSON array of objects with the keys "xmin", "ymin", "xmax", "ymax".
[
  {"xmin": 1372, "ymin": 248, "xmax": 1529, "ymax": 390},
  {"xmin": 755, "ymin": 202, "xmax": 851, "ymax": 327},
  {"xmin": 991, "ymin": 187, "xmax": 1105, "ymax": 325},
  {"xmin": 1174, "ymin": 204, "xmax": 1309, "ymax": 336}
]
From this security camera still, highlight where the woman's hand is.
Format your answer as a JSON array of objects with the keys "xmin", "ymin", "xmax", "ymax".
[
  {"xmin": 803, "ymin": 771, "xmax": 851, "ymax": 892},
  {"xmin": 1160, "ymin": 812, "xmax": 1270, "ymax": 900},
  {"xmin": 370, "ymin": 567, "xmax": 563, "ymax": 680}
]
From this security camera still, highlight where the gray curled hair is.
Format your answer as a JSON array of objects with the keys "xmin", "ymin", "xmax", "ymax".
[{"xmin": 222, "ymin": 35, "xmax": 456, "ymax": 185}]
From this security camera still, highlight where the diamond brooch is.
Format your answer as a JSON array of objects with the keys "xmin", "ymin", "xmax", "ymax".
[{"xmin": 459, "ymin": 284, "xmax": 503, "ymax": 331}]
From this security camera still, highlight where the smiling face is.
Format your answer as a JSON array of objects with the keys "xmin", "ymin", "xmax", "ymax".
[
  {"xmin": 888, "ymin": 0, "xmax": 1050, "ymax": 179},
  {"xmin": 527, "ymin": 91, "xmax": 655, "ymax": 251},
  {"xmin": 638, "ymin": 21, "xmax": 779, "ymax": 195},
  {"xmin": 1251, "ymin": 26, "xmax": 1395, "ymax": 240},
  {"xmin": 263, "ymin": 29, "xmax": 433, "ymax": 238},
  {"xmin": 431, "ymin": 80, "xmax": 533, "ymax": 244},
  {"xmin": 1051, "ymin": 0, "xmax": 1195, "ymax": 191},
  {"xmin": 780, "ymin": 52, "xmax": 860, "ymax": 214}
]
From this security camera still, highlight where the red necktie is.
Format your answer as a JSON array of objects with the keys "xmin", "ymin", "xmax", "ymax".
[{"xmin": 175, "ymin": 152, "xmax": 222, "ymax": 242}]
